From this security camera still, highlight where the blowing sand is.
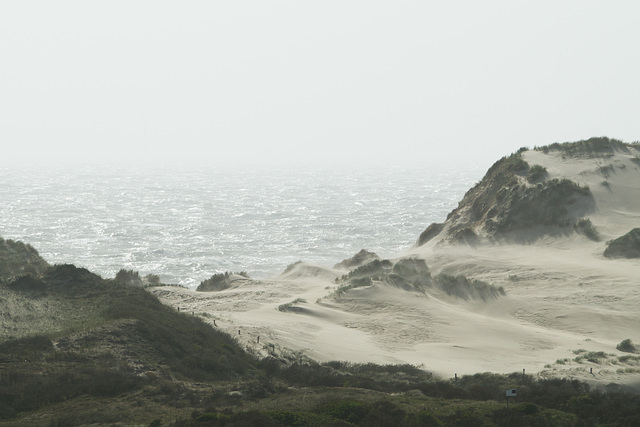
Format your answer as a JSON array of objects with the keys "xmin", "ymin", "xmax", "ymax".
[{"xmin": 151, "ymin": 148, "xmax": 640, "ymax": 391}]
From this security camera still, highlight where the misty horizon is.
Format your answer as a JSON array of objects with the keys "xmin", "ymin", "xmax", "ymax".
[{"xmin": 2, "ymin": 2, "xmax": 639, "ymax": 168}]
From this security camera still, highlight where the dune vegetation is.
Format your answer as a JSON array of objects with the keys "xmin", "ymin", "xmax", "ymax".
[
  {"xmin": 603, "ymin": 228, "xmax": 640, "ymax": 259},
  {"xmin": 1, "ymin": 238, "xmax": 639, "ymax": 426}
]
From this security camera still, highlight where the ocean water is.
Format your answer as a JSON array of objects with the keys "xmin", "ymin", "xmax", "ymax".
[{"xmin": 0, "ymin": 163, "xmax": 483, "ymax": 287}]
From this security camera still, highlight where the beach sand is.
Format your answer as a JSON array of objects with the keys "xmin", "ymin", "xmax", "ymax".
[{"xmin": 151, "ymin": 147, "xmax": 640, "ymax": 390}]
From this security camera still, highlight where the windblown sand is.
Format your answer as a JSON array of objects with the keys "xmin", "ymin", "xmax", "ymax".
[{"xmin": 151, "ymin": 149, "xmax": 640, "ymax": 391}]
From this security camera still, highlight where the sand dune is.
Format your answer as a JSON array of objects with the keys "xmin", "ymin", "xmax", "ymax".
[{"xmin": 151, "ymin": 144, "xmax": 640, "ymax": 390}]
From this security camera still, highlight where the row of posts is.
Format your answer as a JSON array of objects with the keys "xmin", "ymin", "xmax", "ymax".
[{"xmin": 178, "ymin": 306, "xmax": 273, "ymax": 349}]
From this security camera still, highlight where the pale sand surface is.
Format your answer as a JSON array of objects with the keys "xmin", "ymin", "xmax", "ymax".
[{"xmin": 151, "ymin": 148, "xmax": 640, "ymax": 390}]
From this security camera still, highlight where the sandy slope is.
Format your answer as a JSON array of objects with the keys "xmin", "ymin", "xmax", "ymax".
[{"xmin": 151, "ymin": 147, "xmax": 640, "ymax": 390}]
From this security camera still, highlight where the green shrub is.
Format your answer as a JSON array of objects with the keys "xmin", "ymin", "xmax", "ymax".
[
  {"xmin": 0, "ymin": 238, "xmax": 49, "ymax": 281},
  {"xmin": 196, "ymin": 271, "xmax": 249, "ymax": 291},
  {"xmin": 598, "ymin": 164, "xmax": 615, "ymax": 178},
  {"xmin": 282, "ymin": 261, "xmax": 303, "ymax": 274},
  {"xmin": 357, "ymin": 400, "xmax": 407, "ymax": 427},
  {"xmin": 617, "ymin": 339, "xmax": 638, "ymax": 353},
  {"xmin": 537, "ymin": 137, "xmax": 630, "ymax": 157},
  {"xmin": 444, "ymin": 409, "xmax": 490, "ymax": 427},
  {"xmin": 316, "ymin": 400, "xmax": 370, "ymax": 424},
  {"xmin": 500, "ymin": 153, "xmax": 530, "ymax": 174},
  {"xmin": 114, "ymin": 269, "xmax": 143, "ymax": 287},
  {"xmin": 391, "ymin": 258, "xmax": 432, "ymax": 288},
  {"xmin": 435, "ymin": 274, "xmax": 505, "ymax": 301},
  {"xmin": 266, "ymin": 410, "xmax": 320, "ymax": 426},
  {"xmin": 409, "ymin": 411, "xmax": 443, "ymax": 426},
  {"xmin": 604, "ymin": 228, "xmax": 640, "ymax": 259},
  {"xmin": 338, "ymin": 259, "xmax": 393, "ymax": 283},
  {"xmin": 574, "ymin": 218, "xmax": 600, "ymax": 241},
  {"xmin": 527, "ymin": 164, "xmax": 548, "ymax": 183},
  {"xmin": 0, "ymin": 334, "xmax": 53, "ymax": 357},
  {"xmin": 196, "ymin": 412, "xmax": 231, "ymax": 422},
  {"xmin": 144, "ymin": 273, "xmax": 161, "ymax": 286},
  {"xmin": 5, "ymin": 274, "xmax": 47, "ymax": 294}
]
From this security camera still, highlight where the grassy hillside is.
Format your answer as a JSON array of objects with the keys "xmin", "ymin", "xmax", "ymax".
[{"xmin": 0, "ymin": 258, "xmax": 260, "ymax": 424}]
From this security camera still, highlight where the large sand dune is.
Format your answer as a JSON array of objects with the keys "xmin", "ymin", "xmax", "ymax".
[{"xmin": 151, "ymin": 144, "xmax": 640, "ymax": 390}]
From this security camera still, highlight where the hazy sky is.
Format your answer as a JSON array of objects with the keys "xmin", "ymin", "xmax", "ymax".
[{"xmin": 2, "ymin": 1, "xmax": 639, "ymax": 168}]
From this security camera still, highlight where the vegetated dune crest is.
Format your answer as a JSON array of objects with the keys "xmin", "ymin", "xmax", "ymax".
[{"xmin": 151, "ymin": 139, "xmax": 640, "ymax": 391}]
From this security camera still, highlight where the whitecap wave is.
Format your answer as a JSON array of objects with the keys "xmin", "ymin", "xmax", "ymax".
[{"xmin": 0, "ymin": 164, "xmax": 483, "ymax": 287}]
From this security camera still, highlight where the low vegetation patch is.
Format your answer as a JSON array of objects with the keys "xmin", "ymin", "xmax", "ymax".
[
  {"xmin": 574, "ymin": 218, "xmax": 600, "ymax": 241},
  {"xmin": 277, "ymin": 298, "xmax": 307, "ymax": 312},
  {"xmin": 196, "ymin": 271, "xmax": 250, "ymax": 291},
  {"xmin": 336, "ymin": 259, "xmax": 393, "ymax": 283},
  {"xmin": 333, "ymin": 249, "xmax": 380, "ymax": 270},
  {"xmin": 332, "ymin": 258, "xmax": 504, "ymax": 301},
  {"xmin": 114, "ymin": 268, "xmax": 144, "ymax": 286},
  {"xmin": 536, "ymin": 137, "xmax": 630, "ymax": 157},
  {"xmin": 0, "ymin": 238, "xmax": 49, "ymax": 281},
  {"xmin": 527, "ymin": 164, "xmax": 548, "ymax": 183},
  {"xmin": 598, "ymin": 164, "xmax": 615, "ymax": 178},
  {"xmin": 604, "ymin": 228, "xmax": 640, "ymax": 259},
  {"xmin": 435, "ymin": 274, "xmax": 505, "ymax": 301},
  {"xmin": 437, "ymin": 148, "xmax": 595, "ymax": 244},
  {"xmin": 617, "ymin": 339, "xmax": 639, "ymax": 354},
  {"xmin": 282, "ymin": 260, "xmax": 303, "ymax": 275},
  {"xmin": 573, "ymin": 351, "xmax": 611, "ymax": 364}
]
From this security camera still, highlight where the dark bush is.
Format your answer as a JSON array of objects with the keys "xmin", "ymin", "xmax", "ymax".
[
  {"xmin": 616, "ymin": 339, "xmax": 638, "ymax": 353},
  {"xmin": 316, "ymin": 400, "xmax": 370, "ymax": 424},
  {"xmin": 443, "ymin": 409, "xmax": 489, "ymax": 427},
  {"xmin": 527, "ymin": 164, "xmax": 548, "ymax": 183},
  {"xmin": 115, "ymin": 269, "xmax": 143, "ymax": 287},
  {"xmin": 196, "ymin": 412, "xmax": 231, "ymax": 423},
  {"xmin": 574, "ymin": 218, "xmax": 600, "ymax": 242},
  {"xmin": 604, "ymin": 228, "xmax": 640, "ymax": 259},
  {"xmin": 5, "ymin": 274, "xmax": 47, "ymax": 294},
  {"xmin": 0, "ymin": 334, "xmax": 53, "ymax": 356},
  {"xmin": 0, "ymin": 238, "xmax": 49, "ymax": 281},
  {"xmin": 357, "ymin": 400, "xmax": 406, "ymax": 427},
  {"xmin": 197, "ymin": 271, "xmax": 249, "ymax": 292},
  {"xmin": 338, "ymin": 259, "xmax": 393, "ymax": 283},
  {"xmin": 408, "ymin": 411, "xmax": 443, "ymax": 426}
]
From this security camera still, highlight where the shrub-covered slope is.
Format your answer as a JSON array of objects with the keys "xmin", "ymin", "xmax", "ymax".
[
  {"xmin": 0, "ymin": 258, "xmax": 259, "ymax": 423},
  {"xmin": 417, "ymin": 138, "xmax": 638, "ymax": 246},
  {"xmin": 0, "ymin": 237, "xmax": 49, "ymax": 280}
]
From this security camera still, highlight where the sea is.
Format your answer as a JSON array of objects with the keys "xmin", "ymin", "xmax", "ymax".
[{"xmin": 0, "ymin": 163, "xmax": 484, "ymax": 288}]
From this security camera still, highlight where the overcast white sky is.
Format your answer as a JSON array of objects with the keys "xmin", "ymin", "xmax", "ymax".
[{"xmin": 1, "ymin": 1, "xmax": 639, "ymax": 168}]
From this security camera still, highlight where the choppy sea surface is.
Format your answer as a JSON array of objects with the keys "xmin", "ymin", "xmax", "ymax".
[{"xmin": 0, "ymin": 163, "xmax": 483, "ymax": 287}]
